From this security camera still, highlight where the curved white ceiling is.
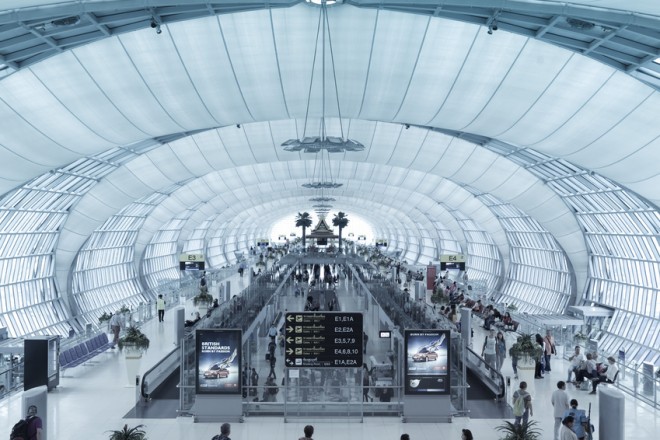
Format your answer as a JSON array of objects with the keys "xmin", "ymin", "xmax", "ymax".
[{"xmin": 0, "ymin": 3, "xmax": 656, "ymax": 299}]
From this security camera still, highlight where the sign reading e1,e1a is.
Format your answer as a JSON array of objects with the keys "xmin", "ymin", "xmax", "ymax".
[{"xmin": 284, "ymin": 312, "xmax": 363, "ymax": 368}]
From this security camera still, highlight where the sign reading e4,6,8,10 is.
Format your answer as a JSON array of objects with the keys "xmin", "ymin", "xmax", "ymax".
[{"xmin": 284, "ymin": 312, "xmax": 363, "ymax": 368}]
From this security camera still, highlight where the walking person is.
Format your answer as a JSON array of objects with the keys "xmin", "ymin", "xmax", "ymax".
[
  {"xmin": 552, "ymin": 381, "xmax": 571, "ymax": 440},
  {"xmin": 109, "ymin": 311, "xmax": 122, "ymax": 348},
  {"xmin": 512, "ymin": 381, "xmax": 533, "ymax": 426},
  {"xmin": 560, "ymin": 416, "xmax": 579, "ymax": 440},
  {"xmin": 23, "ymin": 405, "xmax": 43, "ymax": 440},
  {"xmin": 268, "ymin": 353, "xmax": 277, "ymax": 379},
  {"xmin": 157, "ymin": 294, "xmax": 166, "ymax": 322},
  {"xmin": 482, "ymin": 329, "xmax": 498, "ymax": 372},
  {"xmin": 211, "ymin": 422, "xmax": 231, "ymax": 440},
  {"xmin": 495, "ymin": 331, "xmax": 507, "ymax": 372},
  {"xmin": 544, "ymin": 330, "xmax": 556, "ymax": 372},
  {"xmin": 563, "ymin": 399, "xmax": 590, "ymax": 440},
  {"xmin": 299, "ymin": 424, "xmax": 314, "ymax": 440}
]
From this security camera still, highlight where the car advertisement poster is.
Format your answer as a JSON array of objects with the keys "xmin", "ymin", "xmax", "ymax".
[
  {"xmin": 404, "ymin": 329, "xmax": 450, "ymax": 395},
  {"xmin": 196, "ymin": 329, "xmax": 241, "ymax": 394}
]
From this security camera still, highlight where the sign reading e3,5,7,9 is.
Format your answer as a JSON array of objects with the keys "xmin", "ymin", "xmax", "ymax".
[{"xmin": 284, "ymin": 312, "xmax": 363, "ymax": 368}]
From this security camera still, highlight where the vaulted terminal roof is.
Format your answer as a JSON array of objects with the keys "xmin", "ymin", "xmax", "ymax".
[{"xmin": 0, "ymin": 0, "xmax": 659, "ymax": 364}]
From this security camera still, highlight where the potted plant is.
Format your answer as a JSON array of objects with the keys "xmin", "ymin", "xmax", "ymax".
[
  {"xmin": 509, "ymin": 334, "xmax": 543, "ymax": 359},
  {"xmin": 509, "ymin": 334, "xmax": 543, "ymax": 387},
  {"xmin": 99, "ymin": 312, "xmax": 112, "ymax": 324},
  {"xmin": 495, "ymin": 420, "xmax": 542, "ymax": 440},
  {"xmin": 118, "ymin": 327, "xmax": 150, "ymax": 386},
  {"xmin": 107, "ymin": 424, "xmax": 147, "ymax": 440},
  {"xmin": 118, "ymin": 326, "xmax": 150, "ymax": 352},
  {"xmin": 574, "ymin": 331, "xmax": 589, "ymax": 343}
]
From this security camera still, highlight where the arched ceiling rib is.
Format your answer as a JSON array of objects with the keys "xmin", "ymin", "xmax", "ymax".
[
  {"xmin": 54, "ymin": 118, "xmax": 582, "ymax": 292},
  {"xmin": 0, "ymin": 5, "xmax": 657, "ymax": 203},
  {"xmin": 0, "ymin": 2, "xmax": 655, "ymax": 304}
]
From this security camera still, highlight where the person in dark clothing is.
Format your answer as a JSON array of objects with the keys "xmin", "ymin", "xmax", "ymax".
[
  {"xmin": 211, "ymin": 422, "xmax": 231, "ymax": 440},
  {"xmin": 268, "ymin": 354, "xmax": 277, "ymax": 379}
]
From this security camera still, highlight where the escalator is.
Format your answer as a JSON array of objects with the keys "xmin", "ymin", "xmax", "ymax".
[{"xmin": 463, "ymin": 347, "xmax": 512, "ymax": 419}]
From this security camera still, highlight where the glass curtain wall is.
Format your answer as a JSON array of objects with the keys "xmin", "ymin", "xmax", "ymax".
[
  {"xmin": 472, "ymin": 192, "xmax": 572, "ymax": 314},
  {"xmin": 71, "ymin": 192, "xmax": 168, "ymax": 324},
  {"xmin": 489, "ymin": 143, "xmax": 660, "ymax": 365},
  {"xmin": 142, "ymin": 210, "xmax": 194, "ymax": 290},
  {"xmin": 0, "ymin": 147, "xmax": 147, "ymax": 337},
  {"xmin": 450, "ymin": 210, "xmax": 502, "ymax": 294}
]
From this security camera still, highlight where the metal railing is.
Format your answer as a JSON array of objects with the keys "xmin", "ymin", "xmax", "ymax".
[{"xmin": 178, "ymin": 264, "xmax": 294, "ymax": 414}]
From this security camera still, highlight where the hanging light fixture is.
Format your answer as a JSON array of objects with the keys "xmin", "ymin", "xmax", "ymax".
[
  {"xmin": 282, "ymin": 0, "xmax": 363, "ymax": 154},
  {"xmin": 310, "ymin": 197, "xmax": 336, "ymax": 203}
]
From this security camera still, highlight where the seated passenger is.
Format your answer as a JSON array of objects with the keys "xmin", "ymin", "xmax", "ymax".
[
  {"xmin": 575, "ymin": 353, "xmax": 597, "ymax": 384},
  {"xmin": 503, "ymin": 312, "xmax": 519, "ymax": 331},
  {"xmin": 472, "ymin": 300, "xmax": 484, "ymax": 314}
]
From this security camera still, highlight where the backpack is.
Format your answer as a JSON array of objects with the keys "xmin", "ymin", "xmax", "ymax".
[
  {"xmin": 10, "ymin": 418, "xmax": 31, "ymax": 440},
  {"xmin": 513, "ymin": 394, "xmax": 526, "ymax": 417}
]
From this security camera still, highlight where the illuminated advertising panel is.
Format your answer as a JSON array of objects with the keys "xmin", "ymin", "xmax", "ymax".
[
  {"xmin": 196, "ymin": 329, "xmax": 242, "ymax": 394},
  {"xmin": 405, "ymin": 329, "xmax": 450, "ymax": 395}
]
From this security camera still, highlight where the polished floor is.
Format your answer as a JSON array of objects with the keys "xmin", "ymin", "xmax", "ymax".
[{"xmin": 1, "ymin": 272, "xmax": 658, "ymax": 439}]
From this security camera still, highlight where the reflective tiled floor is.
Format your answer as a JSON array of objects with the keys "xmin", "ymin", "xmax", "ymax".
[{"xmin": 1, "ymin": 274, "xmax": 658, "ymax": 439}]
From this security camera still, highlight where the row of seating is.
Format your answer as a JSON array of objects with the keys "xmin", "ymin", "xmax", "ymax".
[{"xmin": 59, "ymin": 333, "xmax": 112, "ymax": 370}]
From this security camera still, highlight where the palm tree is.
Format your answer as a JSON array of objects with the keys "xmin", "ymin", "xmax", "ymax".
[
  {"xmin": 107, "ymin": 424, "xmax": 147, "ymax": 440},
  {"xmin": 295, "ymin": 212, "xmax": 313, "ymax": 249},
  {"xmin": 332, "ymin": 211, "xmax": 349, "ymax": 253}
]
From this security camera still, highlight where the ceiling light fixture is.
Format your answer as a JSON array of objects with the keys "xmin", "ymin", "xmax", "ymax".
[
  {"xmin": 309, "ymin": 197, "xmax": 336, "ymax": 202},
  {"xmin": 282, "ymin": 0, "xmax": 363, "ymax": 154}
]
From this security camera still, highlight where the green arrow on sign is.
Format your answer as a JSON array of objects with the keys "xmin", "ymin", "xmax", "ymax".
[
  {"xmin": 286, "ymin": 326, "xmax": 294, "ymax": 333},
  {"xmin": 286, "ymin": 348, "xmax": 293, "ymax": 355},
  {"xmin": 286, "ymin": 337, "xmax": 294, "ymax": 344},
  {"xmin": 287, "ymin": 315, "xmax": 295, "ymax": 322}
]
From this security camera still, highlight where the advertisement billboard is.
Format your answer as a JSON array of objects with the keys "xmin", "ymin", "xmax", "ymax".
[
  {"xmin": 196, "ymin": 329, "xmax": 242, "ymax": 395},
  {"xmin": 405, "ymin": 329, "xmax": 450, "ymax": 395}
]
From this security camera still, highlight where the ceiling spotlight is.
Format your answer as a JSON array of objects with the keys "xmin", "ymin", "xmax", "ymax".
[
  {"xmin": 404, "ymin": 124, "xmax": 410, "ymax": 129},
  {"xmin": 236, "ymin": 124, "xmax": 241, "ymax": 129},
  {"xmin": 492, "ymin": 20, "xmax": 498, "ymax": 31}
]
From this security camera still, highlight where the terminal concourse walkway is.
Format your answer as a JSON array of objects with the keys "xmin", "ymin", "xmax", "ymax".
[{"xmin": 1, "ymin": 269, "xmax": 660, "ymax": 439}]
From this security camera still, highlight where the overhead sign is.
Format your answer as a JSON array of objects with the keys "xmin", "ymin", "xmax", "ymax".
[
  {"xmin": 440, "ymin": 255, "xmax": 465, "ymax": 263},
  {"xmin": 179, "ymin": 254, "xmax": 205, "ymax": 271},
  {"xmin": 440, "ymin": 254, "xmax": 466, "ymax": 271},
  {"xmin": 179, "ymin": 254, "xmax": 205, "ymax": 262},
  {"xmin": 284, "ymin": 312, "xmax": 363, "ymax": 368}
]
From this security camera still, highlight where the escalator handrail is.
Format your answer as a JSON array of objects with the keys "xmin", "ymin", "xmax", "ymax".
[
  {"xmin": 141, "ymin": 346, "xmax": 179, "ymax": 399},
  {"xmin": 465, "ymin": 346, "xmax": 506, "ymax": 399}
]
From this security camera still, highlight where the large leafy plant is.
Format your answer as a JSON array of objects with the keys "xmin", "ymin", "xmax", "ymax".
[
  {"xmin": 495, "ymin": 420, "xmax": 542, "ymax": 440},
  {"xmin": 508, "ymin": 334, "xmax": 543, "ymax": 361},
  {"xmin": 118, "ymin": 326, "xmax": 150, "ymax": 351},
  {"xmin": 107, "ymin": 424, "xmax": 147, "ymax": 440}
]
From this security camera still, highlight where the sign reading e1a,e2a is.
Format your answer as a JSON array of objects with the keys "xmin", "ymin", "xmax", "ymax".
[{"xmin": 284, "ymin": 312, "xmax": 363, "ymax": 368}]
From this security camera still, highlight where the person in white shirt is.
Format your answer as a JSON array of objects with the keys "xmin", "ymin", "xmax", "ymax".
[
  {"xmin": 591, "ymin": 356, "xmax": 619, "ymax": 394},
  {"xmin": 552, "ymin": 381, "xmax": 571, "ymax": 440},
  {"xmin": 482, "ymin": 329, "xmax": 498, "ymax": 372},
  {"xmin": 560, "ymin": 416, "xmax": 579, "ymax": 440},
  {"xmin": 567, "ymin": 346, "xmax": 585, "ymax": 382}
]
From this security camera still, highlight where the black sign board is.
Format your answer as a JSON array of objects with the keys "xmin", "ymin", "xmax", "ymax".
[
  {"xmin": 440, "ymin": 261, "xmax": 465, "ymax": 271},
  {"xmin": 284, "ymin": 312, "xmax": 363, "ymax": 368}
]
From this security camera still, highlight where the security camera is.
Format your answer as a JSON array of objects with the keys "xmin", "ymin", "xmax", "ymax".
[
  {"xmin": 150, "ymin": 20, "xmax": 157, "ymax": 29},
  {"xmin": 492, "ymin": 23, "xmax": 498, "ymax": 31}
]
